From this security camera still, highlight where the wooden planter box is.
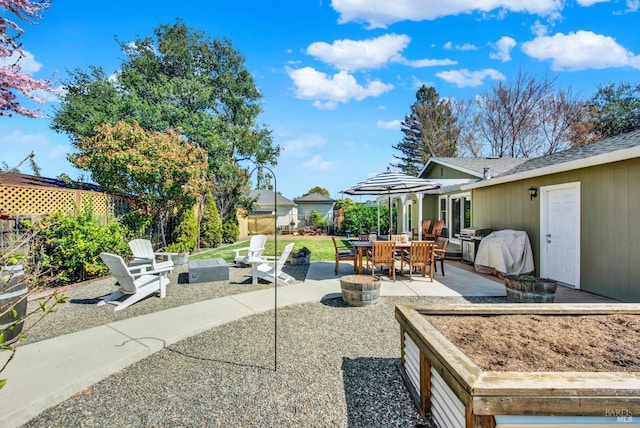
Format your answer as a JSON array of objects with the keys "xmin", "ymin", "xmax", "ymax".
[{"xmin": 395, "ymin": 303, "xmax": 640, "ymax": 427}]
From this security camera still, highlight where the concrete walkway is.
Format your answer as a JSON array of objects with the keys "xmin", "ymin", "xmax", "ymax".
[{"xmin": 0, "ymin": 261, "xmax": 506, "ymax": 427}]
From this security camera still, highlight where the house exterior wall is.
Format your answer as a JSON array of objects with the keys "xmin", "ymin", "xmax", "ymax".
[
  {"xmin": 296, "ymin": 202, "xmax": 334, "ymax": 226},
  {"xmin": 472, "ymin": 157, "xmax": 640, "ymax": 302},
  {"xmin": 428, "ymin": 164, "xmax": 477, "ymax": 180}
]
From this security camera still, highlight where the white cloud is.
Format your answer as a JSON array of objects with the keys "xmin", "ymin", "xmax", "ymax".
[
  {"xmin": 575, "ymin": 0, "xmax": 610, "ymax": 5},
  {"xmin": 489, "ymin": 36, "xmax": 517, "ymax": 62},
  {"xmin": 435, "ymin": 68, "xmax": 506, "ymax": 87},
  {"xmin": 377, "ymin": 119, "xmax": 401, "ymax": 129},
  {"xmin": 531, "ymin": 20, "xmax": 548, "ymax": 37},
  {"xmin": 287, "ymin": 67, "xmax": 394, "ymax": 109},
  {"xmin": 521, "ymin": 30, "xmax": 640, "ymax": 71},
  {"xmin": 444, "ymin": 41, "xmax": 479, "ymax": 51},
  {"xmin": 306, "ymin": 34, "xmax": 409, "ymax": 71},
  {"xmin": 0, "ymin": 50, "xmax": 43, "ymax": 73},
  {"xmin": 627, "ymin": 0, "xmax": 639, "ymax": 11},
  {"xmin": 397, "ymin": 57, "xmax": 457, "ymax": 67},
  {"xmin": 282, "ymin": 134, "xmax": 328, "ymax": 157},
  {"xmin": 331, "ymin": 0, "xmax": 563, "ymax": 28},
  {"xmin": 306, "ymin": 33, "xmax": 456, "ymax": 71},
  {"xmin": 302, "ymin": 154, "xmax": 333, "ymax": 170}
]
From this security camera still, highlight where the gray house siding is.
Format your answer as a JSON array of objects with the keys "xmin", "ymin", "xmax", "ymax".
[{"xmin": 472, "ymin": 157, "xmax": 640, "ymax": 301}]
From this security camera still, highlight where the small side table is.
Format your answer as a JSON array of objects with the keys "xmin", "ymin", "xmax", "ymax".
[{"xmin": 248, "ymin": 258, "xmax": 266, "ymax": 285}]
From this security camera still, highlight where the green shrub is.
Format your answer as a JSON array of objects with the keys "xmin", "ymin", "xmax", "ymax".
[
  {"xmin": 33, "ymin": 210, "xmax": 129, "ymax": 284},
  {"xmin": 307, "ymin": 209, "xmax": 328, "ymax": 229},
  {"xmin": 221, "ymin": 216, "xmax": 239, "ymax": 244},
  {"xmin": 341, "ymin": 204, "xmax": 390, "ymax": 235},
  {"xmin": 172, "ymin": 207, "xmax": 198, "ymax": 251},
  {"xmin": 199, "ymin": 192, "xmax": 222, "ymax": 248}
]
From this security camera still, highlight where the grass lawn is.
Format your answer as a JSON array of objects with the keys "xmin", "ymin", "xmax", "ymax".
[{"xmin": 191, "ymin": 236, "xmax": 353, "ymax": 262}]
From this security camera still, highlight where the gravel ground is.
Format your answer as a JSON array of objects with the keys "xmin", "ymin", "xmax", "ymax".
[
  {"xmin": 22, "ymin": 260, "xmax": 508, "ymax": 427},
  {"xmin": 22, "ymin": 261, "xmax": 309, "ymax": 345}
]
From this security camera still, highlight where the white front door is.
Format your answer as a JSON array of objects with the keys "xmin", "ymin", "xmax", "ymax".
[{"xmin": 541, "ymin": 182, "xmax": 580, "ymax": 288}]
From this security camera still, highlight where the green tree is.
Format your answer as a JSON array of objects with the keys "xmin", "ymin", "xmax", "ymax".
[
  {"xmin": 71, "ymin": 120, "xmax": 208, "ymax": 246},
  {"xmin": 586, "ymin": 82, "xmax": 640, "ymax": 138},
  {"xmin": 393, "ymin": 85, "xmax": 458, "ymax": 175},
  {"xmin": 304, "ymin": 186, "xmax": 330, "ymax": 197},
  {"xmin": 334, "ymin": 198, "xmax": 355, "ymax": 211},
  {"xmin": 200, "ymin": 192, "xmax": 222, "ymax": 248},
  {"xmin": 172, "ymin": 207, "xmax": 199, "ymax": 252},
  {"xmin": 221, "ymin": 216, "xmax": 240, "ymax": 244},
  {"xmin": 51, "ymin": 19, "xmax": 280, "ymax": 225}
]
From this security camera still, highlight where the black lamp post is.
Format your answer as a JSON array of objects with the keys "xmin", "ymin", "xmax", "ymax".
[{"xmin": 250, "ymin": 164, "xmax": 278, "ymax": 371}]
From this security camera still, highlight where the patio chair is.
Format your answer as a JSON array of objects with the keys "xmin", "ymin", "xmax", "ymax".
[
  {"xmin": 400, "ymin": 240, "xmax": 434, "ymax": 281},
  {"xmin": 332, "ymin": 236, "xmax": 357, "ymax": 275},
  {"xmin": 234, "ymin": 234, "xmax": 267, "ymax": 266},
  {"xmin": 421, "ymin": 220, "xmax": 432, "ymax": 239},
  {"xmin": 433, "ymin": 237, "xmax": 449, "ymax": 276},
  {"xmin": 98, "ymin": 252, "xmax": 173, "ymax": 311},
  {"xmin": 128, "ymin": 239, "xmax": 174, "ymax": 272},
  {"xmin": 370, "ymin": 241, "xmax": 397, "ymax": 282},
  {"xmin": 255, "ymin": 242, "xmax": 295, "ymax": 286},
  {"xmin": 424, "ymin": 220, "xmax": 444, "ymax": 241}
]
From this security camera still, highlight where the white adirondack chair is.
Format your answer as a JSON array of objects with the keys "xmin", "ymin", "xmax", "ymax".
[
  {"xmin": 98, "ymin": 252, "xmax": 172, "ymax": 311},
  {"xmin": 234, "ymin": 234, "xmax": 267, "ymax": 266},
  {"xmin": 128, "ymin": 239, "xmax": 174, "ymax": 272},
  {"xmin": 255, "ymin": 242, "xmax": 295, "ymax": 286}
]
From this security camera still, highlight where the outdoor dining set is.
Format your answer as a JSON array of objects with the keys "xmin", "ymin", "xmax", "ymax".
[{"xmin": 332, "ymin": 228, "xmax": 449, "ymax": 283}]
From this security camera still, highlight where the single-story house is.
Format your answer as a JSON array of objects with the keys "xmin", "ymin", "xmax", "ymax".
[
  {"xmin": 246, "ymin": 189, "xmax": 297, "ymax": 234},
  {"xmin": 463, "ymin": 129, "xmax": 640, "ymax": 302},
  {"xmin": 293, "ymin": 192, "xmax": 336, "ymax": 228},
  {"xmin": 393, "ymin": 129, "xmax": 640, "ymax": 302}
]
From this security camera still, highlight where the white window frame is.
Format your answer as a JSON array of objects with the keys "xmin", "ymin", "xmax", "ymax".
[{"xmin": 448, "ymin": 191, "xmax": 471, "ymax": 243}]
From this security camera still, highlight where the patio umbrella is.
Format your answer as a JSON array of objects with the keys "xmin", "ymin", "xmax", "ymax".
[{"xmin": 342, "ymin": 168, "xmax": 440, "ymax": 236}]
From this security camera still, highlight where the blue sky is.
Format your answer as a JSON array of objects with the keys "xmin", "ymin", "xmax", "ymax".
[{"xmin": 1, "ymin": 0, "xmax": 639, "ymax": 200}]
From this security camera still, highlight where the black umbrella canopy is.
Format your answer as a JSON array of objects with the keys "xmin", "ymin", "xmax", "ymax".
[{"xmin": 342, "ymin": 168, "xmax": 440, "ymax": 235}]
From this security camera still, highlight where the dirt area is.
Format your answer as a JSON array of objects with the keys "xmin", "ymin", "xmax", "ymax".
[{"xmin": 424, "ymin": 314, "xmax": 640, "ymax": 372}]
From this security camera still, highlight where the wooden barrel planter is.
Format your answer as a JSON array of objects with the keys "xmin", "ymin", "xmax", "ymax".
[
  {"xmin": 504, "ymin": 275, "xmax": 558, "ymax": 303},
  {"xmin": 340, "ymin": 274, "xmax": 381, "ymax": 307},
  {"xmin": 0, "ymin": 266, "xmax": 27, "ymax": 345}
]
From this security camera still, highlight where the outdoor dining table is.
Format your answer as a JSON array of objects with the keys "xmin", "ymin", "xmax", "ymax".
[{"xmin": 351, "ymin": 240, "xmax": 412, "ymax": 274}]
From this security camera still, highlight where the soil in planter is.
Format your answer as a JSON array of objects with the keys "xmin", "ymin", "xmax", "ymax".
[{"xmin": 424, "ymin": 314, "xmax": 640, "ymax": 372}]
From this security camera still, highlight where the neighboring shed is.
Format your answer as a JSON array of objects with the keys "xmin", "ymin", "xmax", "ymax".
[
  {"xmin": 463, "ymin": 129, "xmax": 640, "ymax": 302},
  {"xmin": 245, "ymin": 189, "xmax": 297, "ymax": 234},
  {"xmin": 293, "ymin": 192, "xmax": 336, "ymax": 228}
]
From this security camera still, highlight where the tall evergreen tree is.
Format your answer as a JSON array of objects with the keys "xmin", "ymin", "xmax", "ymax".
[
  {"xmin": 586, "ymin": 82, "xmax": 640, "ymax": 138},
  {"xmin": 392, "ymin": 85, "xmax": 458, "ymax": 175},
  {"xmin": 200, "ymin": 191, "xmax": 223, "ymax": 248}
]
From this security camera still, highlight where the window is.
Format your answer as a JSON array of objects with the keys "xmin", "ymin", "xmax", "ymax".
[{"xmin": 438, "ymin": 196, "xmax": 447, "ymax": 226}]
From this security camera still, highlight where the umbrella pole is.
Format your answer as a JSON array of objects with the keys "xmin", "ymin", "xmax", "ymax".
[{"xmin": 388, "ymin": 191, "xmax": 392, "ymax": 237}]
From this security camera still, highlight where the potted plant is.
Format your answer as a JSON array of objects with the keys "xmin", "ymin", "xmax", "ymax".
[
  {"xmin": 290, "ymin": 246, "xmax": 311, "ymax": 265},
  {"xmin": 504, "ymin": 274, "xmax": 558, "ymax": 303},
  {"xmin": 163, "ymin": 242, "xmax": 191, "ymax": 265}
]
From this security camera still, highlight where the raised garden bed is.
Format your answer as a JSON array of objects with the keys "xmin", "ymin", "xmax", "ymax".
[{"xmin": 395, "ymin": 303, "xmax": 640, "ymax": 427}]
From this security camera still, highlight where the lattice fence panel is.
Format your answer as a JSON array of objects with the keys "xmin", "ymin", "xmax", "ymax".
[
  {"xmin": 0, "ymin": 185, "xmax": 76, "ymax": 216},
  {"xmin": 0, "ymin": 184, "xmax": 132, "ymax": 219}
]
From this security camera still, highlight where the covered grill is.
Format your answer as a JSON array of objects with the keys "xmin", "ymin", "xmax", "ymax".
[{"xmin": 459, "ymin": 227, "xmax": 494, "ymax": 263}]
